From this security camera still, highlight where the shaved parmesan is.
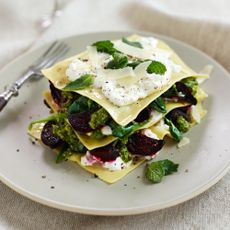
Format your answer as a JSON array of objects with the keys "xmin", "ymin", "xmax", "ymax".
[
  {"xmin": 113, "ymin": 40, "xmax": 153, "ymax": 59},
  {"xmin": 191, "ymin": 105, "xmax": 201, "ymax": 123}
]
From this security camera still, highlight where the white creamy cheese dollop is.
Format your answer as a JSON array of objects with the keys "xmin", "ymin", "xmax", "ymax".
[
  {"xmin": 66, "ymin": 36, "xmax": 182, "ymax": 106},
  {"xmin": 81, "ymin": 151, "xmax": 131, "ymax": 171}
]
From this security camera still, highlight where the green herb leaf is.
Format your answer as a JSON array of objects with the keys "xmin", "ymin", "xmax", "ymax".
[
  {"xmin": 147, "ymin": 61, "xmax": 167, "ymax": 75},
  {"xmin": 68, "ymin": 96, "xmax": 98, "ymax": 114},
  {"xmin": 56, "ymin": 143, "xmax": 68, "ymax": 163},
  {"xmin": 164, "ymin": 118, "xmax": 183, "ymax": 141},
  {"xmin": 149, "ymin": 96, "xmax": 167, "ymax": 113},
  {"xmin": 63, "ymin": 74, "xmax": 93, "ymax": 91},
  {"xmin": 158, "ymin": 159, "xmax": 179, "ymax": 175},
  {"xmin": 146, "ymin": 159, "xmax": 179, "ymax": 183},
  {"xmin": 106, "ymin": 52, "xmax": 128, "ymax": 69},
  {"xmin": 89, "ymin": 108, "xmax": 110, "ymax": 129},
  {"xmin": 162, "ymin": 84, "xmax": 178, "ymax": 98},
  {"xmin": 92, "ymin": 40, "xmax": 116, "ymax": 55},
  {"xmin": 122, "ymin": 37, "xmax": 143, "ymax": 49},
  {"xmin": 127, "ymin": 60, "xmax": 142, "ymax": 69},
  {"xmin": 146, "ymin": 161, "xmax": 165, "ymax": 183},
  {"xmin": 28, "ymin": 113, "xmax": 66, "ymax": 130},
  {"xmin": 112, "ymin": 122, "xmax": 144, "ymax": 138}
]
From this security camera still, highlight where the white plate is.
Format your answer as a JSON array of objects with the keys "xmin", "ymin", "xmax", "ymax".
[{"xmin": 0, "ymin": 31, "xmax": 230, "ymax": 216}]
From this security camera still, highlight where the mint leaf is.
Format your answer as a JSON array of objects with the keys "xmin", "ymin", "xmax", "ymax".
[
  {"xmin": 122, "ymin": 37, "xmax": 143, "ymax": 49},
  {"xmin": 146, "ymin": 159, "xmax": 179, "ymax": 183},
  {"xmin": 63, "ymin": 74, "xmax": 93, "ymax": 91},
  {"xmin": 149, "ymin": 96, "xmax": 167, "ymax": 113},
  {"xmin": 106, "ymin": 52, "xmax": 128, "ymax": 69},
  {"xmin": 159, "ymin": 159, "xmax": 179, "ymax": 175},
  {"xmin": 146, "ymin": 161, "xmax": 165, "ymax": 183},
  {"xmin": 127, "ymin": 60, "xmax": 142, "ymax": 69},
  {"xmin": 92, "ymin": 40, "xmax": 116, "ymax": 55},
  {"xmin": 147, "ymin": 61, "xmax": 167, "ymax": 75},
  {"xmin": 164, "ymin": 118, "xmax": 183, "ymax": 141}
]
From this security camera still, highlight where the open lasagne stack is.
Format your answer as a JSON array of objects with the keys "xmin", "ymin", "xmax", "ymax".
[{"xmin": 28, "ymin": 35, "xmax": 209, "ymax": 183}]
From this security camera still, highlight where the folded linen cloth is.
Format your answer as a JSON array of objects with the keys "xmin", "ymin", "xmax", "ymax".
[{"xmin": 0, "ymin": 0, "xmax": 229, "ymax": 229}]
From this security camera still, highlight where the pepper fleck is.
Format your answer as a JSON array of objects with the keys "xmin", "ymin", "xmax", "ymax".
[
  {"xmin": 94, "ymin": 174, "xmax": 98, "ymax": 178},
  {"xmin": 16, "ymin": 149, "xmax": 20, "ymax": 152},
  {"xmin": 50, "ymin": 186, "xmax": 55, "ymax": 189}
]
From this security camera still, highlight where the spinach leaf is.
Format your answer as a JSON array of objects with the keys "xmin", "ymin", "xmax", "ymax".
[
  {"xmin": 159, "ymin": 159, "xmax": 179, "ymax": 175},
  {"xmin": 92, "ymin": 40, "xmax": 116, "ymax": 55},
  {"xmin": 68, "ymin": 96, "xmax": 98, "ymax": 114},
  {"xmin": 149, "ymin": 96, "xmax": 167, "ymax": 113},
  {"xmin": 146, "ymin": 159, "xmax": 179, "ymax": 183},
  {"xmin": 122, "ymin": 37, "xmax": 143, "ymax": 49},
  {"xmin": 111, "ymin": 122, "xmax": 144, "ymax": 138},
  {"xmin": 63, "ymin": 74, "xmax": 93, "ymax": 91},
  {"xmin": 164, "ymin": 117, "xmax": 183, "ymax": 141},
  {"xmin": 106, "ymin": 52, "xmax": 128, "ymax": 69},
  {"xmin": 56, "ymin": 143, "xmax": 68, "ymax": 163},
  {"xmin": 147, "ymin": 61, "xmax": 167, "ymax": 75},
  {"xmin": 162, "ymin": 84, "xmax": 178, "ymax": 98}
]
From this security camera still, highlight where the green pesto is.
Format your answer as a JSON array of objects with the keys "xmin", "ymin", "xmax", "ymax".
[
  {"xmin": 181, "ymin": 77, "xmax": 198, "ymax": 96},
  {"xmin": 89, "ymin": 108, "xmax": 110, "ymax": 129},
  {"xmin": 119, "ymin": 144, "xmax": 131, "ymax": 163},
  {"xmin": 53, "ymin": 120, "xmax": 85, "ymax": 153},
  {"xmin": 61, "ymin": 91, "xmax": 76, "ymax": 108},
  {"xmin": 90, "ymin": 130, "xmax": 105, "ymax": 139},
  {"xmin": 176, "ymin": 116, "xmax": 190, "ymax": 133}
]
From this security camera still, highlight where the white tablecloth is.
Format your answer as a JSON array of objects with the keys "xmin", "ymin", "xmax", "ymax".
[{"xmin": 0, "ymin": 0, "xmax": 230, "ymax": 229}]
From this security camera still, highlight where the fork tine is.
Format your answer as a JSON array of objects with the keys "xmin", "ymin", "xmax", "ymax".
[
  {"xmin": 41, "ymin": 41, "xmax": 58, "ymax": 58},
  {"xmin": 40, "ymin": 46, "xmax": 69, "ymax": 69},
  {"xmin": 35, "ymin": 43, "xmax": 68, "ymax": 69}
]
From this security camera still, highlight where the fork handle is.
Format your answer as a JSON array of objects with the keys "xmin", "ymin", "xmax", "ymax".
[{"xmin": 0, "ymin": 69, "xmax": 34, "ymax": 112}]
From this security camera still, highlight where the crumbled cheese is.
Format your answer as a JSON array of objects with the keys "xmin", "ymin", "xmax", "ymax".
[
  {"xmin": 142, "ymin": 129, "xmax": 159, "ymax": 139},
  {"xmin": 177, "ymin": 137, "xmax": 190, "ymax": 148},
  {"xmin": 101, "ymin": 126, "xmax": 112, "ymax": 135},
  {"xmin": 191, "ymin": 105, "xmax": 201, "ymax": 123}
]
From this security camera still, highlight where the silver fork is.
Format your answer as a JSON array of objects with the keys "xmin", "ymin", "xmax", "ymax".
[{"xmin": 0, "ymin": 41, "xmax": 69, "ymax": 112}]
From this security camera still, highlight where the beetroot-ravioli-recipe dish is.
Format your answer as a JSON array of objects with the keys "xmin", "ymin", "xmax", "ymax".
[{"xmin": 28, "ymin": 34, "xmax": 210, "ymax": 184}]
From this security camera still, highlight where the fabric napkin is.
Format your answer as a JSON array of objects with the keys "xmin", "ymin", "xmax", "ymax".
[{"xmin": 0, "ymin": 0, "xmax": 230, "ymax": 229}]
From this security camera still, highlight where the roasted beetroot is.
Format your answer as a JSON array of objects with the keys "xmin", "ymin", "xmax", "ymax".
[
  {"xmin": 90, "ymin": 144, "xmax": 120, "ymax": 162},
  {"xmin": 127, "ymin": 132, "xmax": 164, "ymax": 156},
  {"xmin": 135, "ymin": 107, "xmax": 152, "ymax": 122},
  {"xmin": 49, "ymin": 81, "xmax": 63, "ymax": 106},
  {"xmin": 166, "ymin": 107, "xmax": 191, "ymax": 124},
  {"xmin": 68, "ymin": 111, "xmax": 93, "ymax": 133},
  {"xmin": 41, "ymin": 121, "xmax": 61, "ymax": 148},
  {"xmin": 175, "ymin": 82, "xmax": 197, "ymax": 105}
]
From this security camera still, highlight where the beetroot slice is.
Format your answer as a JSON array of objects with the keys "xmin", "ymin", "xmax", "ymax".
[
  {"xmin": 68, "ymin": 111, "xmax": 93, "ymax": 133},
  {"xmin": 41, "ymin": 121, "xmax": 61, "ymax": 148},
  {"xmin": 175, "ymin": 82, "xmax": 197, "ymax": 105},
  {"xmin": 90, "ymin": 144, "xmax": 120, "ymax": 162},
  {"xmin": 49, "ymin": 81, "xmax": 63, "ymax": 106},
  {"xmin": 135, "ymin": 107, "xmax": 152, "ymax": 122},
  {"xmin": 127, "ymin": 132, "xmax": 164, "ymax": 156}
]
